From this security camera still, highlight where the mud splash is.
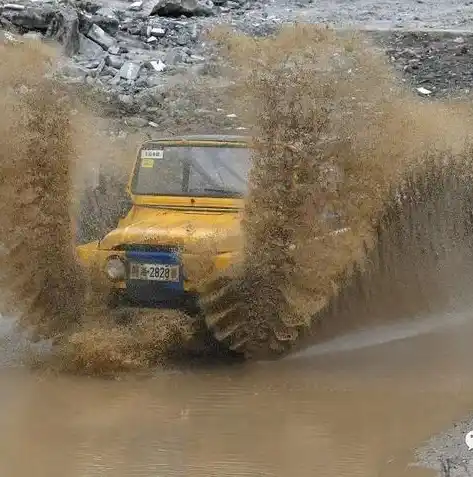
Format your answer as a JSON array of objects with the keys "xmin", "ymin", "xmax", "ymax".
[
  {"xmin": 0, "ymin": 39, "xmax": 199, "ymax": 375},
  {"xmin": 0, "ymin": 39, "xmax": 86, "ymax": 339},
  {"xmin": 200, "ymin": 25, "xmax": 473, "ymax": 358},
  {"xmin": 3, "ymin": 25, "xmax": 473, "ymax": 373}
]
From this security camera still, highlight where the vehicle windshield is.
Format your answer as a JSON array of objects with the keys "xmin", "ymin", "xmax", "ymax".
[{"xmin": 131, "ymin": 144, "xmax": 251, "ymax": 198}]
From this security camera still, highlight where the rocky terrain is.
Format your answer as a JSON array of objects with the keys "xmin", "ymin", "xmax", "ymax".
[{"xmin": 3, "ymin": 0, "xmax": 473, "ymax": 133}]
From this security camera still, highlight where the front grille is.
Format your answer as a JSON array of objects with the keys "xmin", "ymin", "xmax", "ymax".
[{"xmin": 113, "ymin": 243, "xmax": 180, "ymax": 254}]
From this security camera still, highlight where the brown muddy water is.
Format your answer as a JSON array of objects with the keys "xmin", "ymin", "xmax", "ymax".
[{"xmin": 1, "ymin": 309, "xmax": 473, "ymax": 477}]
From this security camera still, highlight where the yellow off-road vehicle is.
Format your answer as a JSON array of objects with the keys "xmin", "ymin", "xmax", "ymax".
[
  {"xmin": 75, "ymin": 133, "xmax": 353, "ymax": 356},
  {"xmin": 76, "ymin": 134, "xmax": 250, "ymax": 317}
]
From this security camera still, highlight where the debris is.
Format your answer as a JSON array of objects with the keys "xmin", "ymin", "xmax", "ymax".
[
  {"xmin": 148, "ymin": 59, "xmax": 166, "ymax": 71},
  {"xmin": 129, "ymin": 1, "xmax": 143, "ymax": 11},
  {"xmin": 3, "ymin": 4, "xmax": 25, "ymax": 11},
  {"xmin": 150, "ymin": 0, "xmax": 214, "ymax": 17},
  {"xmin": 106, "ymin": 54, "xmax": 125, "ymax": 69},
  {"xmin": 46, "ymin": 6, "xmax": 80, "ymax": 57},
  {"xmin": 119, "ymin": 61, "xmax": 142, "ymax": 80},
  {"xmin": 79, "ymin": 33, "xmax": 105, "ymax": 58},
  {"xmin": 2, "ymin": 4, "xmax": 56, "ymax": 30},
  {"xmin": 107, "ymin": 45, "xmax": 121, "ymax": 55},
  {"xmin": 90, "ymin": 13, "xmax": 119, "ymax": 36},
  {"xmin": 416, "ymin": 86, "xmax": 432, "ymax": 95},
  {"xmin": 149, "ymin": 26, "xmax": 166, "ymax": 37},
  {"xmin": 85, "ymin": 23, "xmax": 116, "ymax": 50}
]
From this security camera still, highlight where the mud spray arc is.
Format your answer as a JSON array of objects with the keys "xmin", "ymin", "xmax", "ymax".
[{"xmin": 2, "ymin": 25, "xmax": 473, "ymax": 374}]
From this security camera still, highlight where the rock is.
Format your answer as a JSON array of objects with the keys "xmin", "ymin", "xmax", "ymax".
[
  {"xmin": 60, "ymin": 63, "xmax": 89, "ymax": 80},
  {"xmin": 90, "ymin": 58, "xmax": 106, "ymax": 77},
  {"xmin": 85, "ymin": 23, "xmax": 116, "ymax": 50},
  {"xmin": 148, "ymin": 59, "xmax": 166, "ymax": 71},
  {"xmin": 189, "ymin": 54, "xmax": 205, "ymax": 62},
  {"xmin": 110, "ymin": 72, "xmax": 121, "ymax": 85},
  {"xmin": 135, "ymin": 76, "xmax": 148, "ymax": 87},
  {"xmin": 145, "ymin": 75, "xmax": 164, "ymax": 87},
  {"xmin": 79, "ymin": 33, "xmax": 105, "ymax": 58},
  {"xmin": 108, "ymin": 45, "xmax": 121, "ymax": 55},
  {"xmin": 188, "ymin": 23, "xmax": 198, "ymax": 40},
  {"xmin": 74, "ymin": 1, "xmax": 102, "ymax": 14},
  {"xmin": 2, "ymin": 4, "xmax": 56, "ymax": 30},
  {"xmin": 176, "ymin": 33, "xmax": 190, "ymax": 45},
  {"xmin": 117, "ymin": 94, "xmax": 140, "ymax": 114},
  {"xmin": 124, "ymin": 116, "xmax": 149, "ymax": 127},
  {"xmin": 79, "ymin": 9, "xmax": 119, "ymax": 36},
  {"xmin": 95, "ymin": 7, "xmax": 118, "ymax": 18},
  {"xmin": 3, "ymin": 4, "xmax": 25, "ymax": 11},
  {"xmin": 150, "ymin": 0, "xmax": 214, "ymax": 17},
  {"xmin": 164, "ymin": 47, "xmax": 186, "ymax": 64},
  {"xmin": 416, "ymin": 86, "xmax": 432, "ymax": 95},
  {"xmin": 90, "ymin": 14, "xmax": 119, "ymax": 36},
  {"xmin": 119, "ymin": 61, "xmax": 142, "ymax": 80},
  {"xmin": 129, "ymin": 1, "xmax": 143, "ymax": 11},
  {"xmin": 46, "ymin": 6, "xmax": 80, "ymax": 57},
  {"xmin": 101, "ymin": 65, "xmax": 118, "ymax": 76},
  {"xmin": 149, "ymin": 26, "xmax": 166, "ymax": 37},
  {"xmin": 106, "ymin": 54, "xmax": 125, "ymax": 68},
  {"xmin": 85, "ymin": 59, "xmax": 102, "ymax": 69},
  {"xmin": 135, "ymin": 85, "xmax": 165, "ymax": 106},
  {"xmin": 77, "ymin": 10, "xmax": 93, "ymax": 33}
]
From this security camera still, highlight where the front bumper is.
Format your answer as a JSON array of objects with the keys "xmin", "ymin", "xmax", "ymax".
[{"xmin": 76, "ymin": 242, "xmax": 235, "ymax": 311}]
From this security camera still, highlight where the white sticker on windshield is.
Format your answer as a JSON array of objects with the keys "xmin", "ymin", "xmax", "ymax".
[{"xmin": 141, "ymin": 149, "xmax": 164, "ymax": 159}]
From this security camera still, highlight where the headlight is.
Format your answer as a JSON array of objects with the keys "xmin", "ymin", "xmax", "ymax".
[{"xmin": 105, "ymin": 257, "xmax": 126, "ymax": 281}]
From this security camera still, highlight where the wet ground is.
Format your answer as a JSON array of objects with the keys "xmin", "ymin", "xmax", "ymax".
[{"xmin": 1, "ymin": 309, "xmax": 473, "ymax": 477}]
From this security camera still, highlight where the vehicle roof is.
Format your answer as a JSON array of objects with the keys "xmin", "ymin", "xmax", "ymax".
[{"xmin": 142, "ymin": 134, "xmax": 251, "ymax": 144}]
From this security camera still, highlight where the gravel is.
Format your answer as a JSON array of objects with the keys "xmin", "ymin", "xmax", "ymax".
[
  {"xmin": 415, "ymin": 415, "xmax": 473, "ymax": 477},
  {"xmin": 2, "ymin": 0, "xmax": 473, "ymax": 135}
]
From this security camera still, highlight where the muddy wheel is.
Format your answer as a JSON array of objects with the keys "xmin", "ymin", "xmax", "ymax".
[{"xmin": 199, "ymin": 270, "xmax": 305, "ymax": 359}]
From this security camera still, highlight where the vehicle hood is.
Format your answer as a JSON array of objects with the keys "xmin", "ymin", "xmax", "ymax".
[{"xmin": 99, "ymin": 206, "xmax": 243, "ymax": 253}]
